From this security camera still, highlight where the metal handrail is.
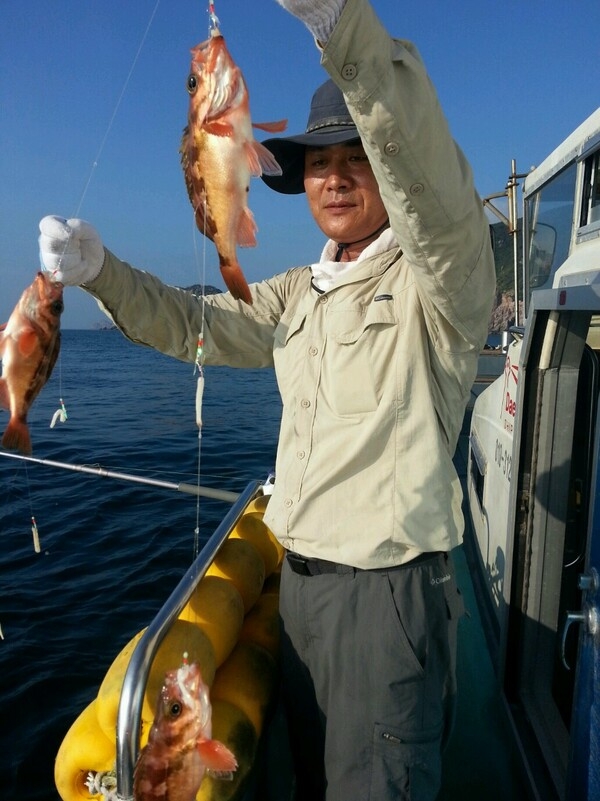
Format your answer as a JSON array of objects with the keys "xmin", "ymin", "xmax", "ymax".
[{"xmin": 115, "ymin": 479, "xmax": 263, "ymax": 800}]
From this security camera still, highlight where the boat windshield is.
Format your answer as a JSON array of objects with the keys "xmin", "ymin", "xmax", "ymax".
[{"xmin": 525, "ymin": 162, "xmax": 577, "ymax": 293}]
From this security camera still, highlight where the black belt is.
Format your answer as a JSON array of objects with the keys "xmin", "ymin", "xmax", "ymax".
[{"xmin": 286, "ymin": 551, "xmax": 444, "ymax": 576}]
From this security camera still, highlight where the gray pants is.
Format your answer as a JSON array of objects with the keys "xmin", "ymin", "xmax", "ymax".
[{"xmin": 279, "ymin": 551, "xmax": 463, "ymax": 801}]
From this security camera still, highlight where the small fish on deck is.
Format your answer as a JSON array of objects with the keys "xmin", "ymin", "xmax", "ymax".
[
  {"xmin": 180, "ymin": 26, "xmax": 287, "ymax": 305},
  {"xmin": 134, "ymin": 659, "xmax": 237, "ymax": 801},
  {"xmin": 0, "ymin": 272, "xmax": 63, "ymax": 455}
]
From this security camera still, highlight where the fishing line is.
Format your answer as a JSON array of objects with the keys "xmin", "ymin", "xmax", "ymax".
[
  {"xmin": 191, "ymin": 199, "xmax": 209, "ymax": 559},
  {"xmin": 71, "ymin": 0, "xmax": 162, "ymax": 219},
  {"xmin": 45, "ymin": 1, "xmax": 162, "ymax": 435},
  {"xmin": 22, "ymin": 459, "xmax": 41, "ymax": 553},
  {"xmin": 189, "ymin": 0, "xmax": 228, "ymax": 558},
  {"xmin": 187, "ymin": 0, "xmax": 221, "ymax": 558},
  {"xmin": 208, "ymin": 1, "xmax": 221, "ymax": 35}
]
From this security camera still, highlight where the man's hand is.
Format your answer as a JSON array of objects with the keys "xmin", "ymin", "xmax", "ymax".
[
  {"xmin": 39, "ymin": 216, "xmax": 105, "ymax": 286},
  {"xmin": 275, "ymin": 0, "xmax": 346, "ymax": 42}
]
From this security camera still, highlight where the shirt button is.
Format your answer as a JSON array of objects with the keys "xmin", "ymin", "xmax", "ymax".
[
  {"xmin": 301, "ymin": 399, "xmax": 311, "ymax": 409},
  {"xmin": 410, "ymin": 182, "xmax": 425, "ymax": 196},
  {"xmin": 341, "ymin": 64, "xmax": 357, "ymax": 80},
  {"xmin": 297, "ymin": 450, "xmax": 306, "ymax": 460},
  {"xmin": 384, "ymin": 141, "xmax": 399, "ymax": 156},
  {"xmin": 284, "ymin": 498, "xmax": 293, "ymax": 508},
  {"xmin": 309, "ymin": 346, "xmax": 318, "ymax": 356},
  {"xmin": 319, "ymin": 295, "xmax": 328, "ymax": 304}
]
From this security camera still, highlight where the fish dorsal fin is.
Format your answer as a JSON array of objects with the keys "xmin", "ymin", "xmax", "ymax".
[
  {"xmin": 197, "ymin": 738, "xmax": 238, "ymax": 773},
  {"xmin": 244, "ymin": 141, "xmax": 283, "ymax": 178},
  {"xmin": 204, "ymin": 119, "xmax": 235, "ymax": 137},
  {"xmin": 17, "ymin": 328, "xmax": 40, "ymax": 358},
  {"xmin": 252, "ymin": 118, "xmax": 288, "ymax": 133},
  {"xmin": 236, "ymin": 206, "xmax": 257, "ymax": 248}
]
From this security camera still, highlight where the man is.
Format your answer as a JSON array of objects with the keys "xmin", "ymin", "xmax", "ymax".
[{"xmin": 39, "ymin": 0, "xmax": 495, "ymax": 798}]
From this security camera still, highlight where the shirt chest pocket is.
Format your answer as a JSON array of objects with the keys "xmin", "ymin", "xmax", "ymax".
[
  {"xmin": 273, "ymin": 312, "xmax": 308, "ymax": 404},
  {"xmin": 324, "ymin": 303, "xmax": 400, "ymax": 417}
]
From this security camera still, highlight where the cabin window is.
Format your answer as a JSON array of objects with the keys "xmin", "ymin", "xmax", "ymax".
[
  {"xmin": 525, "ymin": 163, "xmax": 577, "ymax": 295},
  {"xmin": 580, "ymin": 149, "xmax": 600, "ymax": 227}
]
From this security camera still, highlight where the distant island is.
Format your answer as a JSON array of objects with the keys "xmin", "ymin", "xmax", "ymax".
[
  {"xmin": 184, "ymin": 284, "xmax": 222, "ymax": 297},
  {"xmin": 488, "ymin": 219, "xmax": 523, "ymax": 333},
  {"xmin": 92, "ymin": 283, "xmax": 222, "ymax": 329}
]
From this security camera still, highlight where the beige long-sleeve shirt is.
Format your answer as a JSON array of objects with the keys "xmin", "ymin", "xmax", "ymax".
[{"xmin": 86, "ymin": 0, "xmax": 495, "ymax": 568}]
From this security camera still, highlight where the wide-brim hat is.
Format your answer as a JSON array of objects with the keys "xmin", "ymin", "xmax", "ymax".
[{"xmin": 261, "ymin": 79, "xmax": 360, "ymax": 195}]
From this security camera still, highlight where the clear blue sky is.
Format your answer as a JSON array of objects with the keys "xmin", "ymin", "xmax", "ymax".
[{"xmin": 1, "ymin": 0, "xmax": 599, "ymax": 328}]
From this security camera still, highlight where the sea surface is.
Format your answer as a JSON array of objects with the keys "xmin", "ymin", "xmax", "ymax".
[{"xmin": 0, "ymin": 329, "xmax": 282, "ymax": 801}]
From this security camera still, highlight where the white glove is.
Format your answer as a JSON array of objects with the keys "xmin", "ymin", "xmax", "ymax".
[
  {"xmin": 275, "ymin": 0, "xmax": 346, "ymax": 42},
  {"xmin": 39, "ymin": 216, "xmax": 105, "ymax": 286}
]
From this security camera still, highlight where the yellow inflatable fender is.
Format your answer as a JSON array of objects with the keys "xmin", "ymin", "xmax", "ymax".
[
  {"xmin": 54, "ymin": 699, "xmax": 114, "ymax": 801},
  {"xmin": 205, "ymin": 538, "xmax": 265, "ymax": 614},
  {"xmin": 242, "ymin": 494, "xmax": 270, "ymax": 516},
  {"xmin": 238, "ymin": 592, "xmax": 280, "ymax": 660},
  {"xmin": 210, "ymin": 641, "xmax": 279, "ymax": 736},
  {"xmin": 179, "ymin": 575, "xmax": 245, "ymax": 666},
  {"xmin": 229, "ymin": 515, "xmax": 284, "ymax": 577}
]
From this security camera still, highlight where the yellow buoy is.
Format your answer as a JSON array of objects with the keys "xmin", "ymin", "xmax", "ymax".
[
  {"xmin": 179, "ymin": 575, "xmax": 245, "ymax": 666},
  {"xmin": 239, "ymin": 592, "xmax": 280, "ymax": 660},
  {"xmin": 211, "ymin": 641, "xmax": 279, "ymax": 736},
  {"xmin": 196, "ymin": 699, "xmax": 258, "ymax": 801},
  {"xmin": 229, "ymin": 515, "xmax": 284, "ymax": 577},
  {"xmin": 54, "ymin": 699, "xmax": 115, "ymax": 801},
  {"xmin": 206, "ymin": 538, "xmax": 265, "ymax": 613},
  {"xmin": 242, "ymin": 493, "xmax": 270, "ymax": 516}
]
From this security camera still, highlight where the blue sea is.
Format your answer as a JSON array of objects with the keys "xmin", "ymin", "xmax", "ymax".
[{"xmin": 0, "ymin": 329, "xmax": 282, "ymax": 801}]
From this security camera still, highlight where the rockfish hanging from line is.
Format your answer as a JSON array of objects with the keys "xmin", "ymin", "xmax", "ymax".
[
  {"xmin": 133, "ymin": 659, "xmax": 237, "ymax": 801},
  {"xmin": 180, "ymin": 27, "xmax": 287, "ymax": 305},
  {"xmin": 0, "ymin": 272, "xmax": 63, "ymax": 455}
]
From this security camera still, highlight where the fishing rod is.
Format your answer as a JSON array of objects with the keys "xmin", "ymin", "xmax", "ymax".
[{"xmin": 0, "ymin": 451, "xmax": 239, "ymax": 504}]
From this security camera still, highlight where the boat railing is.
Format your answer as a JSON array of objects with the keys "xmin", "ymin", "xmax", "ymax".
[{"xmin": 115, "ymin": 479, "xmax": 263, "ymax": 801}]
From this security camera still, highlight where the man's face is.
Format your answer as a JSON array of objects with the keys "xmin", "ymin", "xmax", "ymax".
[{"xmin": 303, "ymin": 142, "xmax": 388, "ymax": 257}]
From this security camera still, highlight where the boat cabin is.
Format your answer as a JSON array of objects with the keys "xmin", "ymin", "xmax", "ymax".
[{"xmin": 467, "ymin": 108, "xmax": 600, "ymax": 800}]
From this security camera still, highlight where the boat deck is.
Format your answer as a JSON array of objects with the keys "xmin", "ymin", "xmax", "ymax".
[{"xmin": 442, "ymin": 405, "xmax": 532, "ymax": 800}]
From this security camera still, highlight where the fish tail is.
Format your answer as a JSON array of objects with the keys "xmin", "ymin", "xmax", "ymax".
[
  {"xmin": 2, "ymin": 418, "xmax": 32, "ymax": 456},
  {"xmin": 220, "ymin": 264, "xmax": 253, "ymax": 305}
]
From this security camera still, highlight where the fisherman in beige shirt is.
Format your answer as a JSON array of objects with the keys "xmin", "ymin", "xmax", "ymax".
[{"xmin": 39, "ymin": 0, "xmax": 495, "ymax": 797}]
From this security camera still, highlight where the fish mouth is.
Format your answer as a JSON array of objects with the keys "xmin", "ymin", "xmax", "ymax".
[{"xmin": 37, "ymin": 271, "xmax": 64, "ymax": 289}]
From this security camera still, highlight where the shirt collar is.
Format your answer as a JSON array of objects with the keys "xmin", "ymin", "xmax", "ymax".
[{"xmin": 311, "ymin": 228, "xmax": 399, "ymax": 292}]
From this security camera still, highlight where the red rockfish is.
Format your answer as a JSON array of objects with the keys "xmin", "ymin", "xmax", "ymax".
[
  {"xmin": 0, "ymin": 272, "xmax": 63, "ymax": 455},
  {"xmin": 180, "ymin": 29, "xmax": 287, "ymax": 305},
  {"xmin": 134, "ymin": 660, "xmax": 237, "ymax": 801}
]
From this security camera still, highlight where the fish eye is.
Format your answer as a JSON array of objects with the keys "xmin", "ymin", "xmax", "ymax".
[
  {"xmin": 168, "ymin": 701, "xmax": 182, "ymax": 718},
  {"xmin": 186, "ymin": 74, "xmax": 198, "ymax": 95}
]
